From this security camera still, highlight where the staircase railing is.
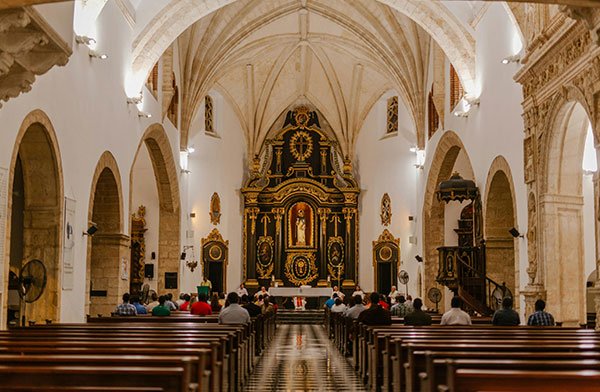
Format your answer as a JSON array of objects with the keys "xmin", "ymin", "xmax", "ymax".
[{"xmin": 437, "ymin": 245, "xmax": 507, "ymax": 316}]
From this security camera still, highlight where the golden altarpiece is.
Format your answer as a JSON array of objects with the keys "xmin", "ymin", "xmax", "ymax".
[{"xmin": 242, "ymin": 107, "xmax": 359, "ymax": 290}]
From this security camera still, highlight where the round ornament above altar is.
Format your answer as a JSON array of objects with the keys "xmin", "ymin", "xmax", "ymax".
[{"xmin": 285, "ymin": 252, "xmax": 318, "ymax": 286}]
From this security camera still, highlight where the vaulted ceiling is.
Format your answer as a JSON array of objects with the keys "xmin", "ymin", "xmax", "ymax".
[{"xmin": 177, "ymin": 0, "xmax": 431, "ymax": 157}]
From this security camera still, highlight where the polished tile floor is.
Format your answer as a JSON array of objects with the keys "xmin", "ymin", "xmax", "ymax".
[{"xmin": 244, "ymin": 324, "xmax": 366, "ymax": 392}]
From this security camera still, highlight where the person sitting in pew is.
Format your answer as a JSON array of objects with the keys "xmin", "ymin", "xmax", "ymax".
[
  {"xmin": 176, "ymin": 293, "xmax": 186, "ymax": 308},
  {"xmin": 390, "ymin": 295, "xmax": 412, "ymax": 318},
  {"xmin": 151, "ymin": 295, "xmax": 171, "ymax": 317},
  {"xmin": 219, "ymin": 292, "xmax": 251, "ymax": 324},
  {"xmin": 262, "ymin": 296, "xmax": 275, "ymax": 315},
  {"xmin": 324, "ymin": 293, "xmax": 338, "ymax": 309},
  {"xmin": 378, "ymin": 294, "xmax": 390, "ymax": 310},
  {"xmin": 114, "ymin": 293, "xmax": 137, "ymax": 316},
  {"xmin": 332, "ymin": 285, "xmax": 345, "ymax": 299},
  {"xmin": 440, "ymin": 296, "xmax": 471, "ymax": 325},
  {"xmin": 527, "ymin": 299, "xmax": 556, "ymax": 326},
  {"xmin": 352, "ymin": 285, "xmax": 365, "ymax": 299},
  {"xmin": 358, "ymin": 292, "xmax": 392, "ymax": 325},
  {"xmin": 331, "ymin": 297, "xmax": 347, "ymax": 313},
  {"xmin": 345, "ymin": 295, "xmax": 366, "ymax": 319},
  {"xmin": 190, "ymin": 293, "xmax": 212, "ymax": 316},
  {"xmin": 145, "ymin": 292, "xmax": 159, "ymax": 312},
  {"xmin": 242, "ymin": 294, "xmax": 262, "ymax": 317},
  {"xmin": 130, "ymin": 294, "xmax": 147, "ymax": 315},
  {"xmin": 404, "ymin": 298, "xmax": 432, "ymax": 326},
  {"xmin": 179, "ymin": 294, "xmax": 192, "ymax": 311},
  {"xmin": 211, "ymin": 293, "xmax": 222, "ymax": 312},
  {"xmin": 492, "ymin": 296, "xmax": 520, "ymax": 326},
  {"xmin": 165, "ymin": 293, "xmax": 178, "ymax": 311}
]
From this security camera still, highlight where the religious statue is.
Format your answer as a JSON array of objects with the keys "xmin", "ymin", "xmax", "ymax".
[{"xmin": 296, "ymin": 208, "xmax": 306, "ymax": 245}]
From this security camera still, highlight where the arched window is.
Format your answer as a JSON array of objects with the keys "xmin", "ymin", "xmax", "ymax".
[
  {"xmin": 386, "ymin": 96, "xmax": 398, "ymax": 134},
  {"xmin": 146, "ymin": 63, "xmax": 159, "ymax": 98},
  {"xmin": 428, "ymin": 88, "xmax": 439, "ymax": 139},
  {"xmin": 205, "ymin": 95, "xmax": 215, "ymax": 135},
  {"xmin": 450, "ymin": 64, "xmax": 463, "ymax": 110}
]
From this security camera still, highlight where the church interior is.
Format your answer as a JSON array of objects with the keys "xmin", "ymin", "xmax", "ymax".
[{"xmin": 0, "ymin": 0, "xmax": 599, "ymax": 390}]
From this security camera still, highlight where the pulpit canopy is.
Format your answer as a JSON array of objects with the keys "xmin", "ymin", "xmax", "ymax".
[{"xmin": 436, "ymin": 172, "xmax": 478, "ymax": 203}]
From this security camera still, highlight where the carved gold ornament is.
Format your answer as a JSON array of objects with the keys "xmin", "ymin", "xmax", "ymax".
[
  {"xmin": 256, "ymin": 236, "xmax": 274, "ymax": 279},
  {"xmin": 209, "ymin": 244, "xmax": 222, "ymax": 260},
  {"xmin": 380, "ymin": 193, "xmax": 392, "ymax": 226},
  {"xmin": 379, "ymin": 245, "xmax": 392, "ymax": 261},
  {"xmin": 285, "ymin": 252, "xmax": 318, "ymax": 286},
  {"xmin": 290, "ymin": 130, "xmax": 313, "ymax": 162},
  {"xmin": 327, "ymin": 237, "xmax": 345, "ymax": 280},
  {"xmin": 210, "ymin": 192, "xmax": 221, "ymax": 225}
]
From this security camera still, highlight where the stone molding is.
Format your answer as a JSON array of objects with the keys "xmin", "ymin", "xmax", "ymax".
[{"xmin": 0, "ymin": 6, "xmax": 71, "ymax": 106}]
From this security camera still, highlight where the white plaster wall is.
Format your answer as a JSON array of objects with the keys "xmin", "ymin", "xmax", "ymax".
[
  {"xmin": 181, "ymin": 91, "xmax": 246, "ymax": 295},
  {"xmin": 0, "ymin": 1, "xmax": 181, "ymax": 324},
  {"xmin": 131, "ymin": 145, "xmax": 160, "ymax": 292},
  {"xmin": 355, "ymin": 92, "xmax": 420, "ymax": 295},
  {"xmin": 583, "ymin": 174, "xmax": 596, "ymax": 287},
  {"xmin": 419, "ymin": 4, "xmax": 526, "ymax": 316}
]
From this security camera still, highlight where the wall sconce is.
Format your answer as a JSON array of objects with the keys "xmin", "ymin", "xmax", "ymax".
[
  {"xmin": 138, "ymin": 112, "xmax": 152, "ymax": 118},
  {"xmin": 411, "ymin": 147, "xmax": 425, "ymax": 169},
  {"xmin": 75, "ymin": 35, "xmax": 96, "ymax": 46},
  {"xmin": 127, "ymin": 94, "xmax": 143, "ymax": 105},
  {"xmin": 501, "ymin": 54, "xmax": 521, "ymax": 65},
  {"xmin": 89, "ymin": 50, "xmax": 108, "ymax": 60}
]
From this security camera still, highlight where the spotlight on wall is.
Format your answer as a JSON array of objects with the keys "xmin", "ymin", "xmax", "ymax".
[
  {"xmin": 75, "ymin": 35, "xmax": 96, "ymax": 46},
  {"xmin": 415, "ymin": 255, "xmax": 423, "ymax": 263},
  {"xmin": 127, "ymin": 94, "xmax": 143, "ymax": 105},
  {"xmin": 501, "ymin": 54, "xmax": 521, "ymax": 65},
  {"xmin": 453, "ymin": 110, "xmax": 469, "ymax": 118},
  {"xmin": 509, "ymin": 227, "xmax": 524, "ymax": 238},
  {"xmin": 180, "ymin": 169, "xmax": 191, "ymax": 174},
  {"xmin": 138, "ymin": 112, "xmax": 152, "ymax": 118},
  {"xmin": 186, "ymin": 146, "xmax": 195, "ymax": 154},
  {"xmin": 89, "ymin": 50, "xmax": 108, "ymax": 60},
  {"xmin": 83, "ymin": 222, "xmax": 98, "ymax": 237}
]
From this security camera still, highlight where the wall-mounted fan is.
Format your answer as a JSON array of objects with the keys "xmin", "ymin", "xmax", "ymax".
[
  {"xmin": 427, "ymin": 287, "xmax": 442, "ymax": 312},
  {"xmin": 19, "ymin": 259, "xmax": 46, "ymax": 303}
]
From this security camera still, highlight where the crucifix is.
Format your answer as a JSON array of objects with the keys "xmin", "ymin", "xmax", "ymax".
[{"xmin": 296, "ymin": 136, "xmax": 309, "ymax": 160}]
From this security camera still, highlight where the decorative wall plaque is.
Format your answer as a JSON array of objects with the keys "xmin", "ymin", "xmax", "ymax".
[
  {"xmin": 210, "ymin": 192, "xmax": 221, "ymax": 225},
  {"xmin": 327, "ymin": 237, "xmax": 344, "ymax": 280},
  {"xmin": 381, "ymin": 193, "xmax": 392, "ymax": 226},
  {"xmin": 256, "ymin": 236, "xmax": 274, "ymax": 278}
]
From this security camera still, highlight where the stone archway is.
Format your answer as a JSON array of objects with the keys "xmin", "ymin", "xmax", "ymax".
[
  {"xmin": 4, "ymin": 110, "xmax": 63, "ymax": 326},
  {"xmin": 86, "ymin": 152, "xmax": 127, "ymax": 317},
  {"xmin": 422, "ymin": 130, "xmax": 475, "ymax": 309},
  {"xmin": 130, "ymin": 124, "xmax": 180, "ymax": 296},
  {"xmin": 540, "ymin": 100, "xmax": 593, "ymax": 326},
  {"xmin": 484, "ymin": 156, "xmax": 518, "ymax": 299}
]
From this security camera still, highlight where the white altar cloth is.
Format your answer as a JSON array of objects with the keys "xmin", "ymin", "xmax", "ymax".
[{"xmin": 268, "ymin": 287, "xmax": 333, "ymax": 297}]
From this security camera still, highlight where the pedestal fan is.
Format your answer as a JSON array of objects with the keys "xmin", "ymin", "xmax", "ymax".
[{"xmin": 18, "ymin": 259, "xmax": 47, "ymax": 326}]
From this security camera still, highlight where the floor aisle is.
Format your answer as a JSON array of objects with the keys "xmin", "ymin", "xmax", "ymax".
[{"xmin": 244, "ymin": 324, "xmax": 367, "ymax": 392}]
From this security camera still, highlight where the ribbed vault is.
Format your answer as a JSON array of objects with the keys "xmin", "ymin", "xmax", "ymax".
[{"xmin": 177, "ymin": 0, "xmax": 432, "ymax": 157}]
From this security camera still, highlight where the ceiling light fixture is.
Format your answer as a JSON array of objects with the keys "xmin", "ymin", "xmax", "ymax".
[
  {"xmin": 75, "ymin": 35, "xmax": 96, "ymax": 46},
  {"xmin": 89, "ymin": 50, "xmax": 108, "ymax": 60}
]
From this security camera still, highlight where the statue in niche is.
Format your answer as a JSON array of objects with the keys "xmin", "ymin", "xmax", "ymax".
[
  {"xmin": 297, "ymin": 209, "xmax": 306, "ymax": 245},
  {"xmin": 289, "ymin": 202, "xmax": 313, "ymax": 248}
]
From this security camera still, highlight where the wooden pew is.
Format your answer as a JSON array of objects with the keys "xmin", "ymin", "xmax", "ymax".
[{"xmin": 439, "ymin": 368, "xmax": 600, "ymax": 392}]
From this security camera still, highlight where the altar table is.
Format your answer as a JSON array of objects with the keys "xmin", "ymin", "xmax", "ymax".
[{"xmin": 268, "ymin": 287, "xmax": 333, "ymax": 297}]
